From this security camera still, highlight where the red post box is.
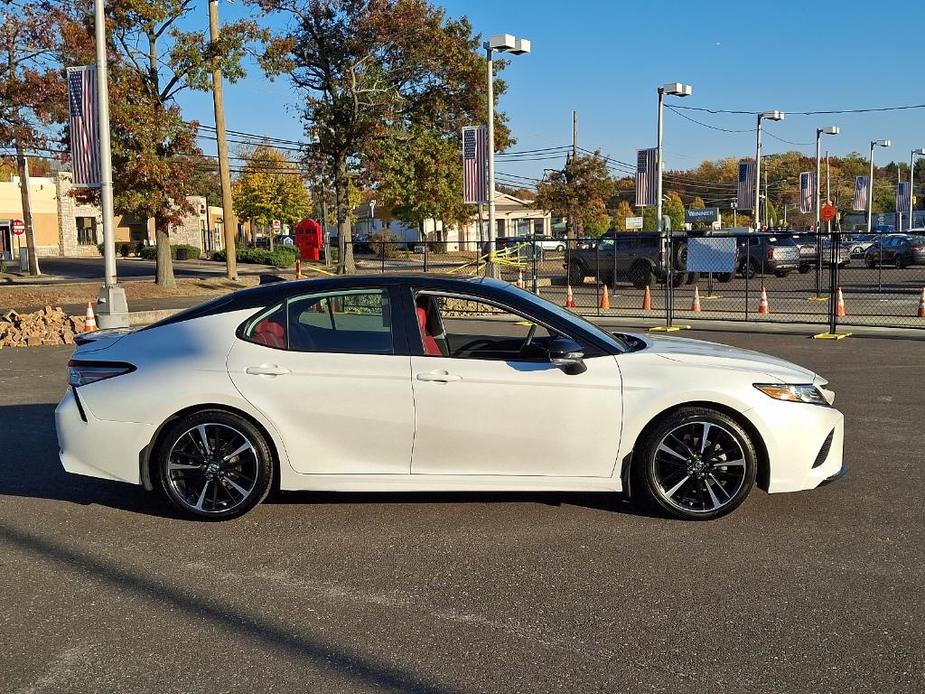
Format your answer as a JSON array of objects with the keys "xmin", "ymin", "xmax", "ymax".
[{"xmin": 294, "ymin": 218, "xmax": 323, "ymax": 261}]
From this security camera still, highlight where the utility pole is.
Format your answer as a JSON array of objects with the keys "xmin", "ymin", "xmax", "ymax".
[
  {"xmin": 93, "ymin": 0, "xmax": 128, "ymax": 327},
  {"xmin": 572, "ymin": 110, "xmax": 578, "ymax": 159},
  {"xmin": 568, "ymin": 110, "xmax": 578, "ymax": 239},
  {"xmin": 209, "ymin": 0, "xmax": 238, "ymax": 280},
  {"xmin": 14, "ymin": 146, "xmax": 39, "ymax": 275}
]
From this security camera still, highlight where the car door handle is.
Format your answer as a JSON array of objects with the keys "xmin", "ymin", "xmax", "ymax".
[
  {"xmin": 245, "ymin": 365, "xmax": 291, "ymax": 376},
  {"xmin": 416, "ymin": 371, "xmax": 462, "ymax": 383}
]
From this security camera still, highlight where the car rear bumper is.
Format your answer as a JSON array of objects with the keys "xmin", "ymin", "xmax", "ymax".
[
  {"xmin": 55, "ymin": 388, "xmax": 154, "ymax": 485},
  {"xmin": 819, "ymin": 464, "xmax": 847, "ymax": 486}
]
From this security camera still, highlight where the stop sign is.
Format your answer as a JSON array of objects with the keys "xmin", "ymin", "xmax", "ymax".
[
  {"xmin": 11, "ymin": 219, "xmax": 24, "ymax": 235},
  {"xmin": 820, "ymin": 204, "xmax": 837, "ymax": 222}
]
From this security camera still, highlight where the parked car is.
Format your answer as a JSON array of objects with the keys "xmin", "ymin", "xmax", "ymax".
[
  {"xmin": 864, "ymin": 234, "xmax": 925, "ymax": 268},
  {"xmin": 733, "ymin": 233, "xmax": 800, "ymax": 278},
  {"xmin": 793, "ymin": 235, "xmax": 851, "ymax": 271},
  {"xmin": 57, "ymin": 274, "xmax": 845, "ymax": 521},
  {"xmin": 845, "ymin": 234, "xmax": 879, "ymax": 258},
  {"xmin": 532, "ymin": 234, "xmax": 567, "ymax": 253},
  {"xmin": 565, "ymin": 231, "xmax": 696, "ymax": 288}
]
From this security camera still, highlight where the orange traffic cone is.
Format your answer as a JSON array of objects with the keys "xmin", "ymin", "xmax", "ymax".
[
  {"xmin": 516, "ymin": 269, "xmax": 524, "ymax": 288},
  {"xmin": 295, "ymin": 258, "xmax": 302, "ymax": 279},
  {"xmin": 83, "ymin": 302, "xmax": 97, "ymax": 332},
  {"xmin": 565, "ymin": 284, "xmax": 576, "ymax": 308},
  {"xmin": 642, "ymin": 286, "xmax": 652, "ymax": 311},
  {"xmin": 691, "ymin": 286, "xmax": 702, "ymax": 312},
  {"xmin": 918, "ymin": 287, "xmax": 925, "ymax": 318},
  {"xmin": 835, "ymin": 287, "xmax": 846, "ymax": 317},
  {"xmin": 757, "ymin": 286, "xmax": 770, "ymax": 315},
  {"xmin": 599, "ymin": 284, "xmax": 610, "ymax": 310}
]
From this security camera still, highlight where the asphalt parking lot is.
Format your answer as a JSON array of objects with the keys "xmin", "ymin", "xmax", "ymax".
[{"xmin": 1, "ymin": 331, "xmax": 923, "ymax": 693}]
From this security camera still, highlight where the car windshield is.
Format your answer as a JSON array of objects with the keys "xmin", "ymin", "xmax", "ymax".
[{"xmin": 500, "ymin": 284, "xmax": 628, "ymax": 353}]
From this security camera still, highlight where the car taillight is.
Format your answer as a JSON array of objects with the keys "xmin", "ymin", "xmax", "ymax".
[
  {"xmin": 67, "ymin": 360, "xmax": 135, "ymax": 388},
  {"xmin": 767, "ymin": 248, "xmax": 775, "ymax": 260}
]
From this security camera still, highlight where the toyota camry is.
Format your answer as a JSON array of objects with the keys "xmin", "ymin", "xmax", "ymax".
[{"xmin": 56, "ymin": 275, "xmax": 845, "ymax": 521}]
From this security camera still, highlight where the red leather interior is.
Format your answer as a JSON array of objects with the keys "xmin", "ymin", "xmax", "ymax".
[
  {"xmin": 253, "ymin": 320, "xmax": 286, "ymax": 349},
  {"xmin": 416, "ymin": 306, "xmax": 443, "ymax": 356}
]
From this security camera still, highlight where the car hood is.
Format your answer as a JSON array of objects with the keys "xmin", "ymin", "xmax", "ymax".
[{"xmin": 627, "ymin": 333, "xmax": 819, "ymax": 383}]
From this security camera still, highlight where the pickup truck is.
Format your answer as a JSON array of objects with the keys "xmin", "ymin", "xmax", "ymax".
[{"xmin": 564, "ymin": 232, "xmax": 696, "ymax": 288}]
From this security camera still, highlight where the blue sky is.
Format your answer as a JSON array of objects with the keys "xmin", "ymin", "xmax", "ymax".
[{"xmin": 180, "ymin": 0, "xmax": 925, "ymax": 186}]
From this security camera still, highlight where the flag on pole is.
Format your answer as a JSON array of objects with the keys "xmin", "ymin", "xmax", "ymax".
[
  {"xmin": 66, "ymin": 66, "xmax": 100, "ymax": 188},
  {"xmin": 736, "ymin": 160, "xmax": 756, "ymax": 211},
  {"xmin": 634, "ymin": 148, "xmax": 658, "ymax": 207},
  {"xmin": 799, "ymin": 172, "xmax": 816, "ymax": 213},
  {"xmin": 853, "ymin": 176, "xmax": 869, "ymax": 212},
  {"xmin": 462, "ymin": 125, "xmax": 488, "ymax": 204},
  {"xmin": 896, "ymin": 181, "xmax": 911, "ymax": 212}
]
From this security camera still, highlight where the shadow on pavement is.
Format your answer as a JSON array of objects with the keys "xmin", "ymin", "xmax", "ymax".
[{"xmin": 0, "ymin": 519, "xmax": 459, "ymax": 694}]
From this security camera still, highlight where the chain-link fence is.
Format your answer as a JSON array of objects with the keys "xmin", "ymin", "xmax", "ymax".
[{"xmin": 330, "ymin": 231, "xmax": 925, "ymax": 331}]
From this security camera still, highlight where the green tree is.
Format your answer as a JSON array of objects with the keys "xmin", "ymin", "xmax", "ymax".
[
  {"xmin": 535, "ymin": 151, "xmax": 615, "ymax": 238},
  {"xmin": 233, "ymin": 145, "xmax": 312, "ymax": 244},
  {"xmin": 641, "ymin": 191, "xmax": 684, "ymax": 232},
  {"xmin": 255, "ymin": 0, "xmax": 510, "ymax": 274},
  {"xmin": 374, "ymin": 126, "xmax": 470, "ymax": 241}
]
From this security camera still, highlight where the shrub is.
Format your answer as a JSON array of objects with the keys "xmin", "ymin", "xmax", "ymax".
[
  {"xmin": 369, "ymin": 230, "xmax": 401, "ymax": 258},
  {"xmin": 96, "ymin": 242, "xmax": 105, "ymax": 256},
  {"xmin": 118, "ymin": 243, "xmax": 131, "ymax": 257},
  {"xmin": 137, "ymin": 244, "xmax": 201, "ymax": 261},
  {"xmin": 211, "ymin": 246, "xmax": 297, "ymax": 268}
]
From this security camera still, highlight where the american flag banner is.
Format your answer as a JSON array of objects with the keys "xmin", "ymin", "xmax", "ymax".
[
  {"xmin": 67, "ymin": 66, "xmax": 100, "ymax": 188},
  {"xmin": 736, "ymin": 160, "xmax": 756, "ymax": 211},
  {"xmin": 799, "ymin": 172, "xmax": 816, "ymax": 213},
  {"xmin": 462, "ymin": 125, "xmax": 488, "ymax": 204},
  {"xmin": 896, "ymin": 181, "xmax": 911, "ymax": 212},
  {"xmin": 853, "ymin": 176, "xmax": 869, "ymax": 211},
  {"xmin": 634, "ymin": 148, "xmax": 657, "ymax": 207}
]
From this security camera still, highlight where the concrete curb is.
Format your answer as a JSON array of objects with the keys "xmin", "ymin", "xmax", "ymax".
[{"xmin": 127, "ymin": 308, "xmax": 184, "ymax": 326}]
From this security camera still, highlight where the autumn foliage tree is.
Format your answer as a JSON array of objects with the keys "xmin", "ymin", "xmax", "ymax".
[
  {"xmin": 535, "ymin": 151, "xmax": 615, "ymax": 238},
  {"xmin": 0, "ymin": 0, "xmax": 66, "ymax": 274},
  {"xmin": 252, "ymin": 0, "xmax": 510, "ymax": 273},
  {"xmin": 56, "ymin": 0, "xmax": 264, "ymax": 287},
  {"xmin": 233, "ymin": 144, "xmax": 311, "ymax": 245}
]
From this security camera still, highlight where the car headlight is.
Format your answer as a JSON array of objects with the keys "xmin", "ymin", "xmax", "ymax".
[{"xmin": 753, "ymin": 383, "xmax": 830, "ymax": 406}]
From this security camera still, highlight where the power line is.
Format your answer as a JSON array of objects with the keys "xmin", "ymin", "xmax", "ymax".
[
  {"xmin": 665, "ymin": 105, "xmax": 753, "ymax": 133},
  {"xmin": 672, "ymin": 103, "xmax": 925, "ymax": 116}
]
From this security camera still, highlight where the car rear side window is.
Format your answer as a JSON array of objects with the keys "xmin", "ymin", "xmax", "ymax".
[{"xmin": 242, "ymin": 289, "xmax": 394, "ymax": 354}]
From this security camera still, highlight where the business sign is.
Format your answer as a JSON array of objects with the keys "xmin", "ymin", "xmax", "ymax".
[
  {"xmin": 626, "ymin": 216, "xmax": 643, "ymax": 230},
  {"xmin": 272, "ymin": 219, "xmax": 281, "ymax": 232},
  {"xmin": 11, "ymin": 219, "xmax": 25, "ymax": 235},
  {"xmin": 686, "ymin": 236, "xmax": 737, "ymax": 273},
  {"xmin": 684, "ymin": 207, "xmax": 720, "ymax": 224}
]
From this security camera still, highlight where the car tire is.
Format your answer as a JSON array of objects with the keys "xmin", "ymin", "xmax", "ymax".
[
  {"xmin": 865, "ymin": 256, "xmax": 875, "ymax": 268},
  {"xmin": 685, "ymin": 272, "xmax": 700, "ymax": 285},
  {"xmin": 567, "ymin": 261, "xmax": 585, "ymax": 286},
  {"xmin": 744, "ymin": 261, "xmax": 760, "ymax": 279},
  {"xmin": 155, "ymin": 409, "xmax": 274, "ymax": 520},
  {"xmin": 670, "ymin": 271, "xmax": 686, "ymax": 288},
  {"xmin": 798, "ymin": 264, "xmax": 811, "ymax": 274},
  {"xmin": 894, "ymin": 256, "xmax": 906, "ymax": 269},
  {"xmin": 716, "ymin": 272, "xmax": 733, "ymax": 283},
  {"xmin": 632, "ymin": 407, "xmax": 758, "ymax": 521},
  {"xmin": 629, "ymin": 261, "xmax": 655, "ymax": 289},
  {"xmin": 774, "ymin": 269, "xmax": 789, "ymax": 278},
  {"xmin": 556, "ymin": 244, "xmax": 565, "ymax": 253}
]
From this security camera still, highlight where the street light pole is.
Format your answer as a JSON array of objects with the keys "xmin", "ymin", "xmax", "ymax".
[
  {"xmin": 755, "ymin": 110, "xmax": 784, "ymax": 231},
  {"xmin": 93, "ymin": 0, "xmax": 128, "ymax": 327},
  {"xmin": 656, "ymin": 87, "xmax": 665, "ymax": 237},
  {"xmin": 484, "ymin": 34, "xmax": 530, "ymax": 280},
  {"xmin": 812, "ymin": 126, "xmax": 838, "ymax": 299},
  {"xmin": 866, "ymin": 139, "xmax": 891, "ymax": 235},
  {"xmin": 911, "ymin": 148, "xmax": 925, "ymax": 230}
]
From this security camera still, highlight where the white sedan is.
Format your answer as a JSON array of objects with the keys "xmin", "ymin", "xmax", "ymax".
[{"xmin": 56, "ymin": 275, "xmax": 845, "ymax": 521}]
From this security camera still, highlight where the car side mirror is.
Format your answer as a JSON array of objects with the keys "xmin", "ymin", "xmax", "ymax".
[{"xmin": 548, "ymin": 336, "xmax": 586, "ymax": 375}]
